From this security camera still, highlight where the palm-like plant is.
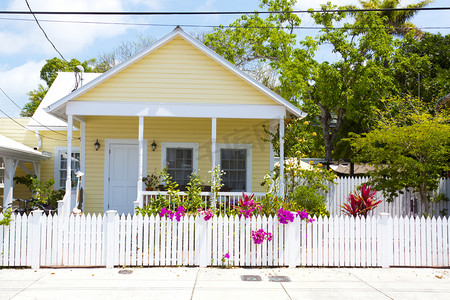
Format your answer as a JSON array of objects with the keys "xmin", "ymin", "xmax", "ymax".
[
  {"xmin": 341, "ymin": 184, "xmax": 382, "ymax": 217},
  {"xmin": 347, "ymin": 0, "xmax": 434, "ymax": 37}
]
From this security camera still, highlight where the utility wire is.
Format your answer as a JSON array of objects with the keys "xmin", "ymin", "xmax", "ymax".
[
  {"xmin": 0, "ymin": 87, "xmax": 68, "ymax": 137},
  {"xmin": 1, "ymin": 7, "xmax": 449, "ymax": 15},
  {"xmin": 0, "ymin": 16, "xmax": 448, "ymax": 31},
  {"xmin": 0, "ymin": 108, "xmax": 79, "ymax": 142},
  {"xmin": 24, "ymin": 0, "xmax": 81, "ymax": 90}
]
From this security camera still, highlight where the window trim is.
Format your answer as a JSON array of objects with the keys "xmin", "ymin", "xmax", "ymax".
[
  {"xmin": 161, "ymin": 142, "xmax": 199, "ymax": 183},
  {"xmin": 215, "ymin": 143, "xmax": 252, "ymax": 192},
  {"xmin": 54, "ymin": 146, "xmax": 80, "ymax": 190}
]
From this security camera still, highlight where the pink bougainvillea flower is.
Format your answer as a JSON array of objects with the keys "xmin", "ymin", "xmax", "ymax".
[{"xmin": 277, "ymin": 208, "xmax": 294, "ymax": 224}]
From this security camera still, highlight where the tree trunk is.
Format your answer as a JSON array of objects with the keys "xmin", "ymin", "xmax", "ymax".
[
  {"xmin": 418, "ymin": 182, "xmax": 430, "ymax": 216},
  {"xmin": 317, "ymin": 103, "xmax": 345, "ymax": 163}
]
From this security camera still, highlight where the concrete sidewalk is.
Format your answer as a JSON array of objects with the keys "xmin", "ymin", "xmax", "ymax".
[{"xmin": 0, "ymin": 267, "xmax": 449, "ymax": 300}]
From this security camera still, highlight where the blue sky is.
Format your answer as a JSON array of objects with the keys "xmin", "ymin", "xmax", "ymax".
[{"xmin": 0, "ymin": 0, "xmax": 448, "ymax": 118}]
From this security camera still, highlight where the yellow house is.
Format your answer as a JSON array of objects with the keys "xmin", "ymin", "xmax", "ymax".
[{"xmin": 2, "ymin": 27, "xmax": 304, "ymax": 215}]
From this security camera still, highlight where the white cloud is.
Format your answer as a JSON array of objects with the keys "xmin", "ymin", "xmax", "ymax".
[
  {"xmin": 0, "ymin": 60, "xmax": 46, "ymax": 117},
  {"xmin": 2, "ymin": 0, "xmax": 164, "ymax": 57}
]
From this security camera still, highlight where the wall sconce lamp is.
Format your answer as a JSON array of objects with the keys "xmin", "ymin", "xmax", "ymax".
[
  {"xmin": 94, "ymin": 139, "xmax": 100, "ymax": 151},
  {"xmin": 151, "ymin": 140, "xmax": 157, "ymax": 152}
]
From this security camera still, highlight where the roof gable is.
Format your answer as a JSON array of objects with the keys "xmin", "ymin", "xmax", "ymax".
[{"xmin": 46, "ymin": 27, "xmax": 304, "ymax": 118}]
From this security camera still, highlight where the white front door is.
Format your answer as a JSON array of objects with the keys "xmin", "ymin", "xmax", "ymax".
[{"xmin": 107, "ymin": 143, "xmax": 139, "ymax": 214}]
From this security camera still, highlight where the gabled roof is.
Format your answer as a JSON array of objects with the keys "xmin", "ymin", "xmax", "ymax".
[
  {"xmin": 28, "ymin": 72, "xmax": 102, "ymax": 129},
  {"xmin": 0, "ymin": 134, "xmax": 51, "ymax": 162},
  {"xmin": 45, "ymin": 27, "xmax": 304, "ymax": 119}
]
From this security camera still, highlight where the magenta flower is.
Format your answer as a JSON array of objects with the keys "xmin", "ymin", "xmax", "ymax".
[
  {"xmin": 277, "ymin": 208, "xmax": 294, "ymax": 224},
  {"xmin": 174, "ymin": 206, "xmax": 185, "ymax": 222},
  {"xmin": 203, "ymin": 209, "xmax": 213, "ymax": 221},
  {"xmin": 251, "ymin": 229, "xmax": 273, "ymax": 245},
  {"xmin": 223, "ymin": 253, "xmax": 230, "ymax": 259}
]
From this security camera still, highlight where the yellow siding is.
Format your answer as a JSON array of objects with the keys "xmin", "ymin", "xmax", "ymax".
[
  {"xmin": 0, "ymin": 118, "xmax": 78, "ymax": 199},
  {"xmin": 75, "ymin": 37, "xmax": 277, "ymax": 106},
  {"xmin": 84, "ymin": 116, "xmax": 270, "ymax": 214}
]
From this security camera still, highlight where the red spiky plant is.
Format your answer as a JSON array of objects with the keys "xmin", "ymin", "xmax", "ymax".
[{"xmin": 341, "ymin": 184, "xmax": 382, "ymax": 217}]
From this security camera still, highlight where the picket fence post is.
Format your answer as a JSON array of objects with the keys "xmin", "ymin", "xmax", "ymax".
[
  {"xmin": 196, "ymin": 217, "xmax": 208, "ymax": 267},
  {"xmin": 378, "ymin": 213, "xmax": 391, "ymax": 268},
  {"xmin": 30, "ymin": 210, "xmax": 43, "ymax": 269},
  {"xmin": 105, "ymin": 210, "xmax": 117, "ymax": 269},
  {"xmin": 287, "ymin": 218, "xmax": 300, "ymax": 268}
]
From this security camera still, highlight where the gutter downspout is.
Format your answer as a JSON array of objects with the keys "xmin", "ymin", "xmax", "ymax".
[{"xmin": 34, "ymin": 130, "xmax": 41, "ymax": 150}]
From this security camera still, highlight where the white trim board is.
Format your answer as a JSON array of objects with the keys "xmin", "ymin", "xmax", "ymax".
[
  {"xmin": 65, "ymin": 102, "xmax": 287, "ymax": 119},
  {"xmin": 103, "ymin": 139, "xmax": 147, "ymax": 213}
]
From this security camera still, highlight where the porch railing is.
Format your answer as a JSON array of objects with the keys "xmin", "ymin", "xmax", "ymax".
[{"xmin": 141, "ymin": 191, "xmax": 266, "ymax": 213}]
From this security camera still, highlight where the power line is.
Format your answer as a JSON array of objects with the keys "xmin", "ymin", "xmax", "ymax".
[
  {"xmin": 0, "ymin": 87, "xmax": 68, "ymax": 137},
  {"xmin": 0, "ymin": 7, "xmax": 449, "ymax": 15},
  {"xmin": 0, "ymin": 16, "xmax": 448, "ymax": 31},
  {"xmin": 0, "ymin": 108, "xmax": 79, "ymax": 142},
  {"xmin": 24, "ymin": 0, "xmax": 81, "ymax": 90}
]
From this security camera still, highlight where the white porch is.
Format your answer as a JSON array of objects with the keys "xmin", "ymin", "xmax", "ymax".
[{"xmin": 0, "ymin": 134, "xmax": 51, "ymax": 210}]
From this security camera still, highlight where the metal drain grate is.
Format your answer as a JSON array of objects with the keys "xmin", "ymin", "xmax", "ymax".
[
  {"xmin": 241, "ymin": 275, "xmax": 262, "ymax": 281},
  {"xmin": 268, "ymin": 275, "xmax": 291, "ymax": 282}
]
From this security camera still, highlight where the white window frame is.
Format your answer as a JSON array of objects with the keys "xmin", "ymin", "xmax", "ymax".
[
  {"xmin": 161, "ymin": 142, "xmax": 199, "ymax": 184},
  {"xmin": 215, "ymin": 143, "xmax": 252, "ymax": 192},
  {"xmin": 54, "ymin": 146, "xmax": 81, "ymax": 190},
  {"xmin": 0, "ymin": 157, "xmax": 4, "ymax": 188}
]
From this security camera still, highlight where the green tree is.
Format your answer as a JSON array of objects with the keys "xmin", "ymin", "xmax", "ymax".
[
  {"xmin": 395, "ymin": 33, "xmax": 450, "ymax": 103},
  {"xmin": 20, "ymin": 84, "xmax": 48, "ymax": 117},
  {"xmin": 206, "ymin": 0, "xmax": 403, "ymax": 162},
  {"xmin": 350, "ymin": 100, "xmax": 450, "ymax": 215},
  {"xmin": 347, "ymin": 0, "xmax": 434, "ymax": 37},
  {"xmin": 21, "ymin": 57, "xmax": 96, "ymax": 117}
]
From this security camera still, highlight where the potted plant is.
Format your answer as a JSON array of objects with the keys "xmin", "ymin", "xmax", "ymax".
[{"xmin": 142, "ymin": 172, "xmax": 159, "ymax": 191}]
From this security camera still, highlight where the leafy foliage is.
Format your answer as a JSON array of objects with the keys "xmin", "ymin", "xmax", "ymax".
[
  {"xmin": 14, "ymin": 175, "xmax": 65, "ymax": 209},
  {"xmin": 350, "ymin": 105, "xmax": 450, "ymax": 214},
  {"xmin": 346, "ymin": 0, "xmax": 434, "ymax": 37},
  {"xmin": 206, "ymin": 0, "xmax": 409, "ymax": 162},
  {"xmin": 0, "ymin": 208, "xmax": 13, "ymax": 226},
  {"xmin": 21, "ymin": 84, "xmax": 48, "ymax": 117},
  {"xmin": 185, "ymin": 171, "xmax": 205, "ymax": 212}
]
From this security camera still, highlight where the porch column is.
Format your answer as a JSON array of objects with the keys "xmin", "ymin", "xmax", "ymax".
[
  {"xmin": 137, "ymin": 116, "xmax": 144, "ymax": 208},
  {"xmin": 32, "ymin": 162, "xmax": 40, "ymax": 179},
  {"xmin": 211, "ymin": 118, "xmax": 217, "ymax": 168},
  {"xmin": 64, "ymin": 114, "xmax": 73, "ymax": 215},
  {"xmin": 211, "ymin": 118, "xmax": 217, "ymax": 203},
  {"xmin": 2, "ymin": 157, "xmax": 18, "ymax": 209},
  {"xmin": 279, "ymin": 118, "xmax": 285, "ymax": 199},
  {"xmin": 80, "ymin": 121, "xmax": 86, "ymax": 192}
]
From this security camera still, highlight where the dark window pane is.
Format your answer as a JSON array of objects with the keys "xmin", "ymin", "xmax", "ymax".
[
  {"xmin": 221, "ymin": 149, "xmax": 246, "ymax": 192},
  {"xmin": 166, "ymin": 148, "xmax": 193, "ymax": 186}
]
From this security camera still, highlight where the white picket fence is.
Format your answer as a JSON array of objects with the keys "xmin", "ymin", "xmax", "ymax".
[
  {"xmin": 1, "ymin": 211, "xmax": 449, "ymax": 268},
  {"xmin": 326, "ymin": 177, "xmax": 450, "ymax": 217}
]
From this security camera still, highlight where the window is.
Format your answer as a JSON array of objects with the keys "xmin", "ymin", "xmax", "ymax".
[
  {"xmin": 54, "ymin": 148, "xmax": 80, "ymax": 190},
  {"xmin": 161, "ymin": 143, "xmax": 198, "ymax": 186},
  {"xmin": 221, "ymin": 149, "xmax": 247, "ymax": 191},
  {"xmin": 166, "ymin": 148, "xmax": 192, "ymax": 186},
  {"xmin": 216, "ymin": 144, "xmax": 252, "ymax": 192}
]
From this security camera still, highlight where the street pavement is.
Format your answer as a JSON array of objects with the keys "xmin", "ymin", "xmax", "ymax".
[{"xmin": 0, "ymin": 267, "xmax": 449, "ymax": 300}]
